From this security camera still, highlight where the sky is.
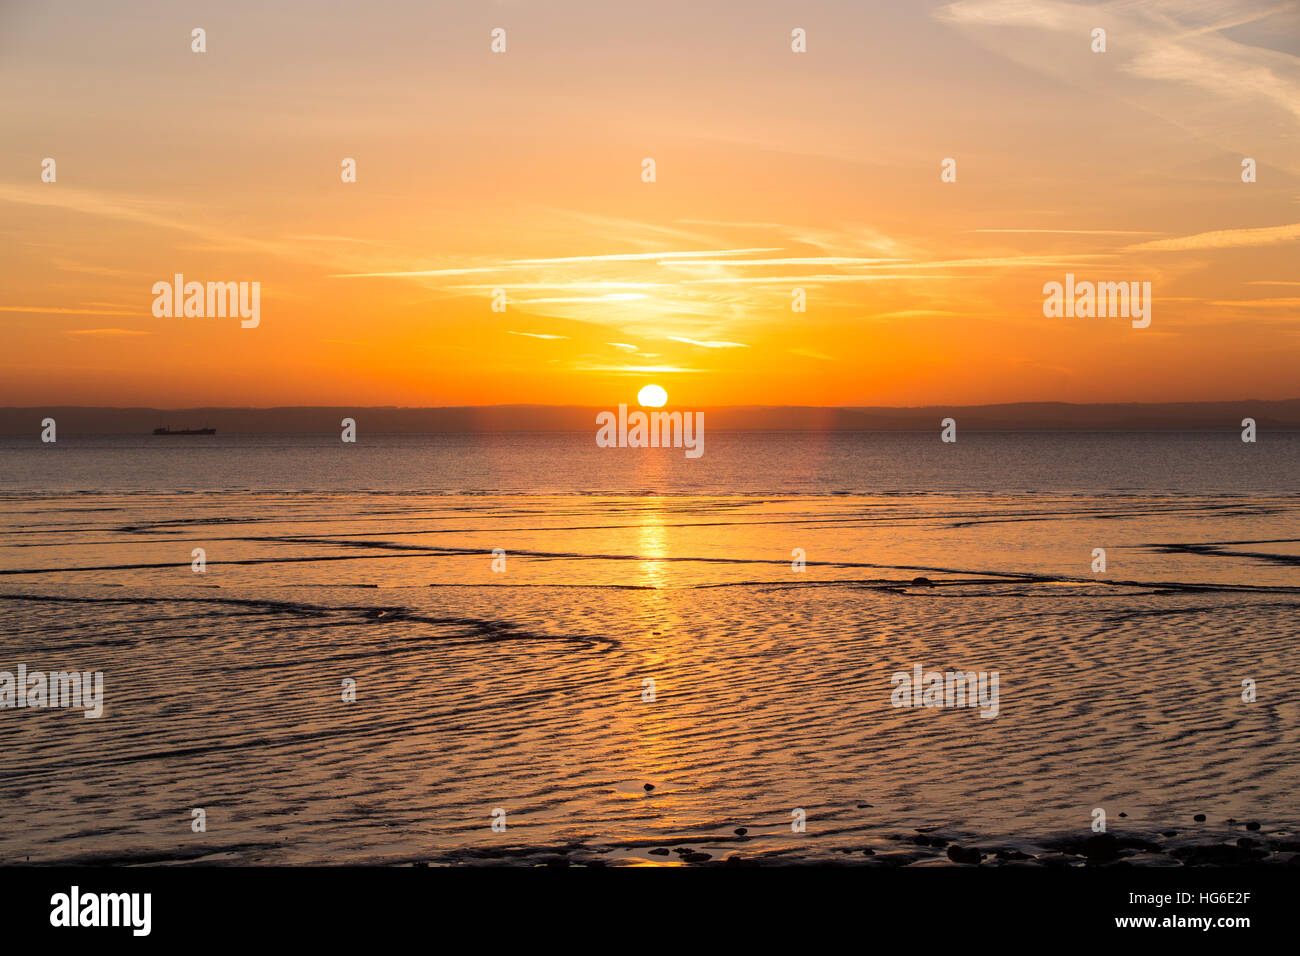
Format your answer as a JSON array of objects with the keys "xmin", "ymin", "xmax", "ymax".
[{"xmin": 1, "ymin": 0, "xmax": 1297, "ymax": 408}]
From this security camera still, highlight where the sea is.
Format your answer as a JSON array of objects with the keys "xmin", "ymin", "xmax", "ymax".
[{"xmin": 1, "ymin": 431, "xmax": 1297, "ymax": 865}]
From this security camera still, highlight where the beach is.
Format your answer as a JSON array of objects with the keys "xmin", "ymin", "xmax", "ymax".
[{"xmin": 2, "ymin": 432, "xmax": 1298, "ymax": 866}]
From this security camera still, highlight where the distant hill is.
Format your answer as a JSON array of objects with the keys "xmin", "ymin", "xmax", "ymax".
[{"xmin": 2, "ymin": 400, "xmax": 1299, "ymax": 436}]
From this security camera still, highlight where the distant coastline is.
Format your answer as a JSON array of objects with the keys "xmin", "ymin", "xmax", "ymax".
[{"xmin": 2, "ymin": 399, "xmax": 1299, "ymax": 437}]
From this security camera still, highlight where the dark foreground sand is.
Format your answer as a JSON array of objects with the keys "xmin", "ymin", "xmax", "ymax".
[{"xmin": 3, "ymin": 491, "xmax": 1297, "ymax": 866}]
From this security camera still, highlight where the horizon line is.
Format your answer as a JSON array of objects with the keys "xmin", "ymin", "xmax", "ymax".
[{"xmin": 7, "ymin": 398, "xmax": 1300, "ymax": 411}]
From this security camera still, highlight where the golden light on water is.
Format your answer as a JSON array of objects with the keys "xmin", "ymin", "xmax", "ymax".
[
  {"xmin": 637, "ymin": 504, "xmax": 668, "ymax": 590},
  {"xmin": 638, "ymin": 384, "xmax": 668, "ymax": 408}
]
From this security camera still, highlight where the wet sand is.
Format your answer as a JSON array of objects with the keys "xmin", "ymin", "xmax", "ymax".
[{"xmin": 2, "ymin": 489, "xmax": 1297, "ymax": 865}]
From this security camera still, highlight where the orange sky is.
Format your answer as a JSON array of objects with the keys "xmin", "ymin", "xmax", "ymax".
[{"xmin": 1, "ymin": 0, "xmax": 1297, "ymax": 407}]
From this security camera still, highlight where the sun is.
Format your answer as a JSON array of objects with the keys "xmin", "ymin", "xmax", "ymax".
[{"xmin": 637, "ymin": 384, "xmax": 668, "ymax": 408}]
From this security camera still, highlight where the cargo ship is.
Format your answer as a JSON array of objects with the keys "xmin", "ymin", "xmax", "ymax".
[{"xmin": 152, "ymin": 427, "xmax": 216, "ymax": 435}]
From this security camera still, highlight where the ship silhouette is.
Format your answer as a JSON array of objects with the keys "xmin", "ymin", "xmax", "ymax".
[{"xmin": 152, "ymin": 426, "xmax": 216, "ymax": 435}]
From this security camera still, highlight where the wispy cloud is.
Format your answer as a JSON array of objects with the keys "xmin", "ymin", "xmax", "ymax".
[
  {"xmin": 289, "ymin": 235, "xmax": 387, "ymax": 244},
  {"xmin": 0, "ymin": 183, "xmax": 316, "ymax": 264},
  {"xmin": 1208, "ymin": 297, "xmax": 1300, "ymax": 308},
  {"xmin": 673, "ymin": 219, "xmax": 789, "ymax": 230},
  {"xmin": 336, "ymin": 265, "xmax": 507, "ymax": 278},
  {"xmin": 510, "ymin": 249, "xmax": 780, "ymax": 265},
  {"xmin": 971, "ymin": 229, "xmax": 1162, "ymax": 236},
  {"xmin": 667, "ymin": 336, "xmax": 749, "ymax": 349},
  {"xmin": 334, "ymin": 251, "xmax": 781, "ymax": 279},
  {"xmin": 0, "ymin": 305, "xmax": 139, "ymax": 315},
  {"xmin": 0, "ymin": 183, "xmax": 190, "ymax": 232},
  {"xmin": 937, "ymin": 0, "xmax": 1300, "ymax": 169},
  {"xmin": 658, "ymin": 257, "xmax": 906, "ymax": 267},
  {"xmin": 868, "ymin": 309, "xmax": 960, "ymax": 319},
  {"xmin": 448, "ymin": 282, "xmax": 664, "ymax": 291},
  {"xmin": 1128, "ymin": 222, "xmax": 1300, "ymax": 251},
  {"xmin": 681, "ymin": 274, "xmax": 980, "ymax": 284},
  {"xmin": 52, "ymin": 258, "xmax": 131, "ymax": 278},
  {"xmin": 571, "ymin": 365, "xmax": 704, "ymax": 374},
  {"xmin": 788, "ymin": 348, "xmax": 835, "ymax": 361},
  {"xmin": 517, "ymin": 294, "xmax": 646, "ymax": 304}
]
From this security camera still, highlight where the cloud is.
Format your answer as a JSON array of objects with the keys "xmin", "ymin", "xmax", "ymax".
[
  {"xmin": 1208, "ymin": 297, "xmax": 1300, "ymax": 308},
  {"xmin": 936, "ymin": 0, "xmax": 1300, "ymax": 170},
  {"xmin": 509, "ymin": 249, "xmax": 780, "ymax": 265},
  {"xmin": 572, "ymin": 364, "xmax": 704, "ymax": 374},
  {"xmin": 0, "ymin": 183, "xmax": 313, "ymax": 263},
  {"xmin": 0, "ymin": 183, "xmax": 190, "ymax": 232},
  {"xmin": 334, "ymin": 250, "xmax": 782, "ymax": 279},
  {"xmin": 448, "ymin": 282, "xmax": 664, "ymax": 291},
  {"xmin": 1128, "ymin": 222, "xmax": 1300, "ymax": 251},
  {"xmin": 516, "ymin": 294, "xmax": 646, "ymax": 304},
  {"xmin": 971, "ymin": 229, "xmax": 1162, "ymax": 236},
  {"xmin": 673, "ymin": 219, "xmax": 789, "ymax": 230},
  {"xmin": 657, "ymin": 256, "xmax": 905, "ymax": 267},
  {"xmin": 668, "ymin": 336, "xmax": 748, "ymax": 349},
  {"xmin": 0, "ymin": 305, "xmax": 138, "ymax": 316},
  {"xmin": 868, "ymin": 310, "xmax": 961, "ymax": 319},
  {"xmin": 682, "ymin": 274, "xmax": 980, "ymax": 284},
  {"xmin": 288, "ymin": 235, "xmax": 386, "ymax": 244},
  {"xmin": 52, "ymin": 258, "xmax": 131, "ymax": 278},
  {"xmin": 506, "ymin": 331, "xmax": 568, "ymax": 340},
  {"xmin": 938, "ymin": 0, "xmax": 1074, "ymax": 31},
  {"xmin": 336, "ymin": 265, "xmax": 505, "ymax": 278}
]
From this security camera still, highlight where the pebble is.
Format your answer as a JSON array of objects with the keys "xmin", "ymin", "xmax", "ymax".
[
  {"xmin": 946, "ymin": 845, "xmax": 982, "ymax": 865},
  {"xmin": 734, "ymin": 827, "xmax": 748, "ymax": 836},
  {"xmin": 1193, "ymin": 813, "xmax": 1207, "ymax": 822},
  {"xmin": 643, "ymin": 783, "xmax": 655, "ymax": 792}
]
